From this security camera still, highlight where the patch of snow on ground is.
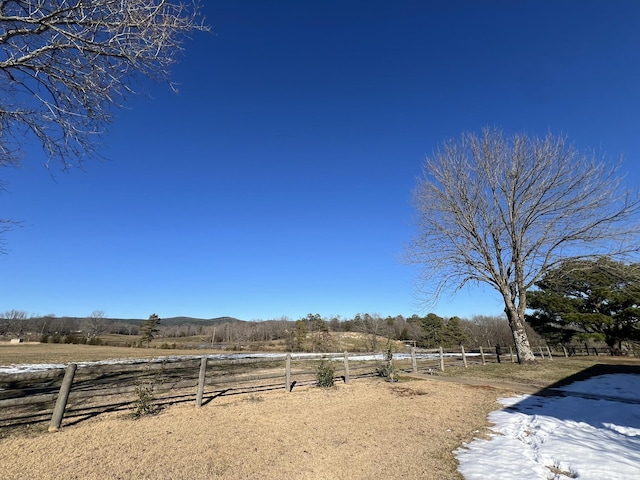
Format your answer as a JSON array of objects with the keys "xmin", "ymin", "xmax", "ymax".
[{"xmin": 456, "ymin": 373, "xmax": 640, "ymax": 480}]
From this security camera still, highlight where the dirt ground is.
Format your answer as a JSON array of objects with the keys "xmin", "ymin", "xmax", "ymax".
[{"xmin": 0, "ymin": 378, "xmax": 513, "ymax": 480}]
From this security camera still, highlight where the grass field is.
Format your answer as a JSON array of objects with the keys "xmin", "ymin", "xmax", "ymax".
[
  {"xmin": 0, "ymin": 331, "xmax": 403, "ymax": 366},
  {"xmin": 0, "ymin": 342, "xmax": 226, "ymax": 366}
]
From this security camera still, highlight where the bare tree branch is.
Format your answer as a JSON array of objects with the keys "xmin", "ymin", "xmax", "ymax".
[{"xmin": 0, "ymin": 0, "xmax": 208, "ymax": 170}]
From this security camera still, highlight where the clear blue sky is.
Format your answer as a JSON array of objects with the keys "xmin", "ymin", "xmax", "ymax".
[{"xmin": 2, "ymin": 1, "xmax": 640, "ymax": 321}]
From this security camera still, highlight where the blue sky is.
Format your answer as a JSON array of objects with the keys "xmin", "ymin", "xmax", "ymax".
[{"xmin": 2, "ymin": 1, "xmax": 640, "ymax": 321}]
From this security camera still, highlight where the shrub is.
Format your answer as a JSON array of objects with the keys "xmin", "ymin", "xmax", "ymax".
[
  {"xmin": 316, "ymin": 359, "xmax": 335, "ymax": 388},
  {"xmin": 39, "ymin": 334, "xmax": 49, "ymax": 343},
  {"xmin": 376, "ymin": 348, "xmax": 398, "ymax": 382},
  {"xmin": 131, "ymin": 384, "xmax": 159, "ymax": 418}
]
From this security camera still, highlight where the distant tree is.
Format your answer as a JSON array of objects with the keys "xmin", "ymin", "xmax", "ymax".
[
  {"xmin": 527, "ymin": 257, "xmax": 640, "ymax": 352},
  {"xmin": 85, "ymin": 310, "xmax": 106, "ymax": 338},
  {"xmin": 0, "ymin": 309, "xmax": 27, "ymax": 337},
  {"xmin": 409, "ymin": 128, "xmax": 640, "ymax": 362},
  {"xmin": 412, "ymin": 313, "xmax": 445, "ymax": 348},
  {"xmin": 307, "ymin": 313, "xmax": 331, "ymax": 352},
  {"xmin": 293, "ymin": 319, "xmax": 307, "ymax": 352},
  {"xmin": 140, "ymin": 313, "xmax": 161, "ymax": 347},
  {"xmin": 442, "ymin": 316, "xmax": 468, "ymax": 347},
  {"xmin": 353, "ymin": 313, "xmax": 384, "ymax": 351}
]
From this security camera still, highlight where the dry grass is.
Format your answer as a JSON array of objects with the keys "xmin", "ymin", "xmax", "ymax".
[
  {"xmin": 0, "ymin": 378, "xmax": 507, "ymax": 480},
  {"xmin": 440, "ymin": 356, "xmax": 640, "ymax": 387},
  {"xmin": 0, "ymin": 342, "xmax": 225, "ymax": 366}
]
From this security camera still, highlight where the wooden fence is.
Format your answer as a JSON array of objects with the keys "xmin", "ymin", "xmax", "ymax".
[
  {"xmin": 0, "ymin": 345, "xmax": 566, "ymax": 433},
  {"xmin": 0, "ymin": 352, "xmax": 384, "ymax": 432}
]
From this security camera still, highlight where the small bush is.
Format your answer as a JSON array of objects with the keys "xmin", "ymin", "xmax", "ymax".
[
  {"xmin": 131, "ymin": 384, "xmax": 159, "ymax": 418},
  {"xmin": 87, "ymin": 337, "xmax": 103, "ymax": 345},
  {"xmin": 39, "ymin": 334, "xmax": 49, "ymax": 343},
  {"xmin": 63, "ymin": 333, "xmax": 86, "ymax": 344},
  {"xmin": 376, "ymin": 348, "xmax": 398, "ymax": 382},
  {"xmin": 316, "ymin": 359, "xmax": 335, "ymax": 388}
]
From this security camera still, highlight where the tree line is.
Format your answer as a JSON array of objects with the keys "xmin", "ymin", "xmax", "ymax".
[
  {"xmin": 0, "ymin": 309, "xmax": 544, "ymax": 351},
  {"xmin": 5, "ymin": 253, "xmax": 640, "ymax": 354}
]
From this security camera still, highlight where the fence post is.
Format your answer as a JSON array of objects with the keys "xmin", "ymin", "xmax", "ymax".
[
  {"xmin": 509, "ymin": 346, "xmax": 514, "ymax": 363},
  {"xmin": 539, "ymin": 346, "xmax": 545, "ymax": 360},
  {"xmin": 286, "ymin": 353, "xmax": 292, "ymax": 392},
  {"xmin": 411, "ymin": 347, "xmax": 418, "ymax": 373},
  {"xmin": 546, "ymin": 346, "xmax": 553, "ymax": 360},
  {"xmin": 49, "ymin": 363, "xmax": 77, "ymax": 432},
  {"xmin": 195, "ymin": 357, "xmax": 208, "ymax": 407},
  {"xmin": 460, "ymin": 345, "xmax": 468, "ymax": 368},
  {"xmin": 479, "ymin": 346, "xmax": 486, "ymax": 365},
  {"xmin": 439, "ymin": 346, "xmax": 445, "ymax": 371},
  {"xmin": 562, "ymin": 345, "xmax": 568, "ymax": 357},
  {"xmin": 343, "ymin": 351, "xmax": 350, "ymax": 383}
]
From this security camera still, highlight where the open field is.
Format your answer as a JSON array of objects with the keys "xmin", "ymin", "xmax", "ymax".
[
  {"xmin": 2, "ymin": 344, "xmax": 638, "ymax": 479},
  {"xmin": 0, "ymin": 342, "xmax": 227, "ymax": 366},
  {"xmin": 0, "ymin": 332, "xmax": 409, "ymax": 365}
]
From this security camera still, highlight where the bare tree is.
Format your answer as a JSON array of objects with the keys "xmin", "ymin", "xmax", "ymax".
[
  {"xmin": 0, "ymin": 309, "xmax": 28, "ymax": 336},
  {"xmin": 84, "ymin": 310, "xmax": 106, "ymax": 338},
  {"xmin": 409, "ymin": 128, "xmax": 640, "ymax": 363}
]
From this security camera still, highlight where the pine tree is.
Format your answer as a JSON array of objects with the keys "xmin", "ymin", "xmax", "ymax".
[{"xmin": 140, "ymin": 314, "xmax": 161, "ymax": 347}]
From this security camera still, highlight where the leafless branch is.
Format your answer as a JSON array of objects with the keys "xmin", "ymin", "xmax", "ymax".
[{"xmin": 0, "ymin": 0, "xmax": 209, "ymax": 170}]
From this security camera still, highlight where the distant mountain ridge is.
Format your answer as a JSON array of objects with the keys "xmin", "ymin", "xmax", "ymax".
[{"xmin": 26, "ymin": 315, "xmax": 245, "ymax": 326}]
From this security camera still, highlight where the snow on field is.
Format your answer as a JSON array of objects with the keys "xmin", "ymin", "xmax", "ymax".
[{"xmin": 456, "ymin": 373, "xmax": 640, "ymax": 480}]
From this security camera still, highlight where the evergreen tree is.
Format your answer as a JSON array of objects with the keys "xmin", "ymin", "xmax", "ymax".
[
  {"xmin": 443, "ymin": 316, "xmax": 469, "ymax": 347},
  {"xmin": 527, "ymin": 258, "xmax": 640, "ymax": 352},
  {"xmin": 140, "ymin": 314, "xmax": 161, "ymax": 347},
  {"xmin": 414, "ymin": 313, "xmax": 445, "ymax": 348}
]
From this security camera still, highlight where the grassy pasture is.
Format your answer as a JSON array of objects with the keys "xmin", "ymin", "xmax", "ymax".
[
  {"xmin": 0, "ymin": 331, "xmax": 407, "ymax": 367},
  {"xmin": 0, "ymin": 342, "xmax": 226, "ymax": 366}
]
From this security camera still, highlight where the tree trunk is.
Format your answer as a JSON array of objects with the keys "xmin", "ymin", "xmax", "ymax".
[{"xmin": 505, "ymin": 308, "xmax": 536, "ymax": 363}]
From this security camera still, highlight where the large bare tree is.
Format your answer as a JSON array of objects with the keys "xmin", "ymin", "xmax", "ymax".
[
  {"xmin": 0, "ymin": 0, "xmax": 207, "ymax": 170},
  {"xmin": 409, "ymin": 128, "xmax": 640, "ymax": 362}
]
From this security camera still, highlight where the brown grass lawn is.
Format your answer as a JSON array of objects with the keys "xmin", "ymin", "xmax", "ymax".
[
  {"xmin": 2, "ymin": 344, "xmax": 638, "ymax": 480},
  {"xmin": 0, "ymin": 378, "xmax": 508, "ymax": 480}
]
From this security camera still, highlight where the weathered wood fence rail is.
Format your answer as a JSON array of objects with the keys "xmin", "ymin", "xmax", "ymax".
[{"xmin": 0, "ymin": 345, "xmax": 564, "ymax": 432}]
